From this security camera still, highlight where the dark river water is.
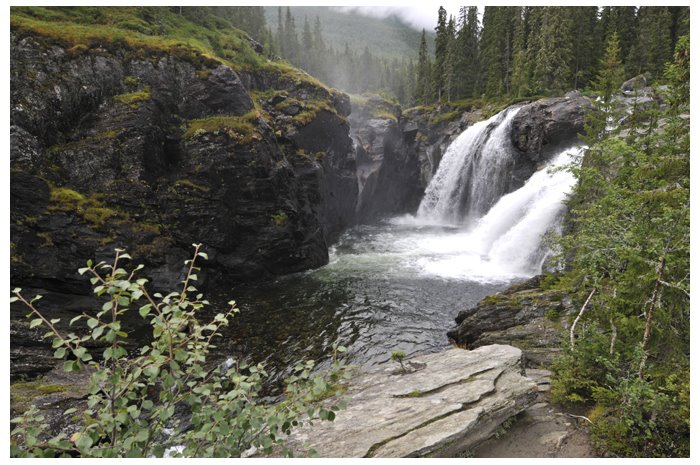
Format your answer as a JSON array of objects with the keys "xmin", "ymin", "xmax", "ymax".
[{"xmin": 213, "ymin": 219, "xmax": 521, "ymax": 387}]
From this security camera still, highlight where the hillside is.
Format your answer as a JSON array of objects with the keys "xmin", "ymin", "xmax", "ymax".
[{"xmin": 264, "ymin": 6, "xmax": 434, "ymax": 62}]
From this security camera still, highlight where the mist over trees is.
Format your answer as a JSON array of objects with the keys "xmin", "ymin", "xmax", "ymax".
[{"xmin": 183, "ymin": 6, "xmax": 688, "ymax": 108}]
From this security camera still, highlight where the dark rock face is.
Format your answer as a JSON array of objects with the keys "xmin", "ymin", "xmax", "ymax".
[
  {"xmin": 10, "ymin": 32, "xmax": 357, "ymax": 378},
  {"xmin": 349, "ymin": 96, "xmax": 423, "ymax": 222},
  {"xmin": 510, "ymin": 95, "xmax": 592, "ymax": 164},
  {"xmin": 447, "ymin": 276, "xmax": 576, "ymax": 367}
]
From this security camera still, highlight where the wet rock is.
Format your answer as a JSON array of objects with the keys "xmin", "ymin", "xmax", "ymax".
[
  {"xmin": 447, "ymin": 276, "xmax": 576, "ymax": 367},
  {"xmin": 10, "ymin": 364, "xmax": 93, "ymax": 439},
  {"xmin": 10, "ymin": 30, "xmax": 358, "ymax": 379},
  {"xmin": 510, "ymin": 95, "xmax": 592, "ymax": 164},
  {"xmin": 349, "ymin": 96, "xmax": 423, "ymax": 222},
  {"xmin": 284, "ymin": 345, "xmax": 537, "ymax": 457}
]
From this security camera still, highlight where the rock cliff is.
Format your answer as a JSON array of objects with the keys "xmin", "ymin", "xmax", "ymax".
[
  {"xmin": 350, "ymin": 94, "xmax": 591, "ymax": 222},
  {"xmin": 10, "ymin": 18, "xmax": 356, "ymax": 377}
]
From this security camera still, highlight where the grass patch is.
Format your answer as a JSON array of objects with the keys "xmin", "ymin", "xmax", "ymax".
[
  {"xmin": 10, "ymin": 6, "xmax": 262, "ymax": 71},
  {"xmin": 113, "ymin": 86, "xmax": 151, "ymax": 109},
  {"xmin": 183, "ymin": 111, "xmax": 262, "ymax": 144}
]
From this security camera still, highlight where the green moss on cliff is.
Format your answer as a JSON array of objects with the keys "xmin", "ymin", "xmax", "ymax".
[
  {"xmin": 49, "ymin": 186, "xmax": 118, "ymax": 228},
  {"xmin": 10, "ymin": 6, "xmax": 262, "ymax": 71},
  {"xmin": 113, "ymin": 86, "xmax": 151, "ymax": 109},
  {"xmin": 183, "ymin": 111, "xmax": 262, "ymax": 144}
]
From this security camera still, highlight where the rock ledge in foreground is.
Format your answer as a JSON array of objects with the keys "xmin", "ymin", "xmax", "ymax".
[{"xmin": 286, "ymin": 344, "xmax": 537, "ymax": 457}]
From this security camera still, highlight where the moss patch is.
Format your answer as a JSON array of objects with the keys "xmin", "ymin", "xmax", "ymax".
[
  {"xmin": 10, "ymin": 381, "xmax": 69, "ymax": 415},
  {"xmin": 48, "ymin": 186, "xmax": 120, "ymax": 228},
  {"xmin": 113, "ymin": 86, "xmax": 151, "ymax": 109},
  {"xmin": 271, "ymin": 211, "xmax": 287, "ymax": 226},
  {"xmin": 183, "ymin": 111, "xmax": 262, "ymax": 144}
]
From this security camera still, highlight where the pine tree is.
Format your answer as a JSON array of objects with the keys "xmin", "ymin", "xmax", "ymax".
[
  {"xmin": 433, "ymin": 6, "xmax": 448, "ymax": 102},
  {"xmin": 456, "ymin": 6, "xmax": 480, "ymax": 98},
  {"xmin": 510, "ymin": 7, "xmax": 531, "ymax": 97},
  {"xmin": 532, "ymin": 7, "xmax": 573, "ymax": 95},
  {"xmin": 415, "ymin": 29, "xmax": 431, "ymax": 105}
]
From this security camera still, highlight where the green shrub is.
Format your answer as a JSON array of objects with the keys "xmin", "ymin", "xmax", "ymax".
[
  {"xmin": 390, "ymin": 351, "xmax": 406, "ymax": 373},
  {"xmin": 10, "ymin": 245, "xmax": 349, "ymax": 457}
]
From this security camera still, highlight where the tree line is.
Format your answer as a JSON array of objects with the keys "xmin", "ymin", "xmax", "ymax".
[
  {"xmin": 415, "ymin": 6, "xmax": 689, "ymax": 104},
  {"xmin": 172, "ymin": 6, "xmax": 689, "ymax": 109}
]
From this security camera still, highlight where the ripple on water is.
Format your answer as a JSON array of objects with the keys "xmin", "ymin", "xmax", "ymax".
[{"xmin": 211, "ymin": 221, "xmax": 518, "ymax": 393}]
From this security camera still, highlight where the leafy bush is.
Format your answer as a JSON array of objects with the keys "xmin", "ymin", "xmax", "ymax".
[{"xmin": 10, "ymin": 244, "xmax": 349, "ymax": 457}]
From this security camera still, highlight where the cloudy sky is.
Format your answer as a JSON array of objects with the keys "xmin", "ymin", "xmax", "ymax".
[{"xmin": 333, "ymin": 4, "xmax": 467, "ymax": 31}]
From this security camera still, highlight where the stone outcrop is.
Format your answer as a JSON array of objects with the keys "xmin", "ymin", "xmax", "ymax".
[
  {"xmin": 284, "ymin": 345, "xmax": 537, "ymax": 457},
  {"xmin": 510, "ymin": 94, "xmax": 592, "ymax": 164},
  {"xmin": 447, "ymin": 276, "xmax": 576, "ymax": 367}
]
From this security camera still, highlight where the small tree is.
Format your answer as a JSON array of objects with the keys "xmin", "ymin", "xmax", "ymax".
[
  {"xmin": 390, "ymin": 351, "xmax": 407, "ymax": 374},
  {"xmin": 10, "ymin": 244, "xmax": 349, "ymax": 458}
]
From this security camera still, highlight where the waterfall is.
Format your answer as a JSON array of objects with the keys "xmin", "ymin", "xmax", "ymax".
[
  {"xmin": 410, "ymin": 120, "xmax": 583, "ymax": 280},
  {"xmin": 417, "ymin": 106, "xmax": 522, "ymax": 225},
  {"xmin": 471, "ymin": 146, "xmax": 583, "ymax": 275}
]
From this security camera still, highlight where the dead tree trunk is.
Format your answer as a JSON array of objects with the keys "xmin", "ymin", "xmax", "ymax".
[
  {"xmin": 570, "ymin": 288, "xmax": 597, "ymax": 350},
  {"xmin": 639, "ymin": 254, "xmax": 667, "ymax": 380}
]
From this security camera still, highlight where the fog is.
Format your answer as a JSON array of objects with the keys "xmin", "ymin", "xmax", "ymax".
[{"xmin": 333, "ymin": 5, "xmax": 466, "ymax": 31}]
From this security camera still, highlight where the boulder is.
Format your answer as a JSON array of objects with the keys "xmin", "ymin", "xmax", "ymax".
[
  {"xmin": 284, "ymin": 345, "xmax": 537, "ymax": 457},
  {"xmin": 510, "ymin": 95, "xmax": 592, "ymax": 164},
  {"xmin": 621, "ymin": 74, "xmax": 649, "ymax": 94}
]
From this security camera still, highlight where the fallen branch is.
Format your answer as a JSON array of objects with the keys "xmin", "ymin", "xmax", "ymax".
[
  {"xmin": 565, "ymin": 413, "xmax": 593, "ymax": 424},
  {"xmin": 570, "ymin": 288, "xmax": 597, "ymax": 350}
]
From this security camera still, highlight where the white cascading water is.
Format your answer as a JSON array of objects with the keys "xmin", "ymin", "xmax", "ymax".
[
  {"xmin": 397, "ymin": 104, "xmax": 586, "ymax": 280},
  {"xmin": 417, "ymin": 106, "xmax": 522, "ymax": 224},
  {"xmin": 410, "ymin": 146, "xmax": 582, "ymax": 280}
]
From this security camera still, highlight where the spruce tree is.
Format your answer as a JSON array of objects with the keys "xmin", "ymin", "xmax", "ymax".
[
  {"xmin": 456, "ymin": 6, "xmax": 480, "ymax": 98},
  {"xmin": 510, "ymin": 7, "xmax": 531, "ymax": 97},
  {"xmin": 415, "ymin": 29, "xmax": 431, "ymax": 105},
  {"xmin": 433, "ymin": 6, "xmax": 448, "ymax": 102},
  {"xmin": 532, "ymin": 7, "xmax": 573, "ymax": 95},
  {"xmin": 444, "ymin": 16, "xmax": 458, "ymax": 102},
  {"xmin": 568, "ymin": 7, "xmax": 600, "ymax": 90},
  {"xmin": 628, "ymin": 7, "xmax": 672, "ymax": 80},
  {"xmin": 480, "ymin": 6, "xmax": 518, "ymax": 97},
  {"xmin": 301, "ymin": 16, "xmax": 313, "ymax": 71}
]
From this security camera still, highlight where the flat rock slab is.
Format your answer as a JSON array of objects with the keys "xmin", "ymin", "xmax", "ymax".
[{"xmin": 286, "ymin": 344, "xmax": 537, "ymax": 457}]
